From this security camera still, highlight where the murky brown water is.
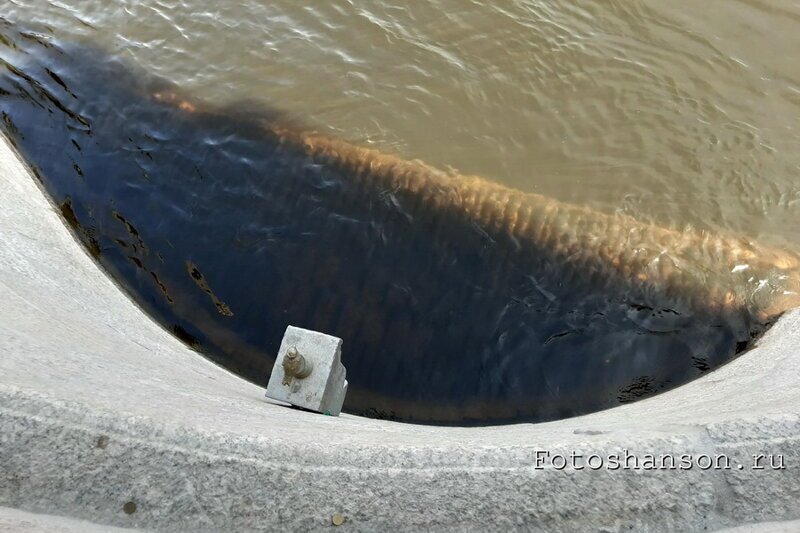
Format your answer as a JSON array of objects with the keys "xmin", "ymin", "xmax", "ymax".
[
  {"xmin": 6, "ymin": 0, "xmax": 800, "ymax": 245},
  {"xmin": 1, "ymin": 1, "xmax": 799, "ymax": 425}
]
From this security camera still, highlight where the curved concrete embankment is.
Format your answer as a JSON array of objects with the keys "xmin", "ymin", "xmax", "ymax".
[{"xmin": 1, "ymin": 131, "xmax": 799, "ymax": 532}]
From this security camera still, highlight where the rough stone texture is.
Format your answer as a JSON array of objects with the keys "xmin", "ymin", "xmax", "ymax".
[
  {"xmin": 0, "ymin": 131, "xmax": 799, "ymax": 532},
  {"xmin": 265, "ymin": 326, "xmax": 348, "ymax": 416}
]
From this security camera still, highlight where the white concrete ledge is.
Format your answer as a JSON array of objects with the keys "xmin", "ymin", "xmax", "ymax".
[
  {"xmin": 1, "ymin": 131, "xmax": 799, "ymax": 532},
  {"xmin": 0, "ymin": 506, "xmax": 138, "ymax": 532}
]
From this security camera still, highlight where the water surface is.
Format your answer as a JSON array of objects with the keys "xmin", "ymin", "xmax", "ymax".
[{"xmin": 1, "ymin": 1, "xmax": 799, "ymax": 424}]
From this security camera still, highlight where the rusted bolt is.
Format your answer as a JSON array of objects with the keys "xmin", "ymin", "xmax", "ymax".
[{"xmin": 282, "ymin": 346, "xmax": 313, "ymax": 385}]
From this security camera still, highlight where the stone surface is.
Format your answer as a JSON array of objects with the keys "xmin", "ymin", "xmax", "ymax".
[
  {"xmin": 1, "ymin": 131, "xmax": 800, "ymax": 532},
  {"xmin": 718, "ymin": 520, "xmax": 800, "ymax": 533},
  {"xmin": 265, "ymin": 326, "xmax": 348, "ymax": 416},
  {"xmin": 0, "ymin": 506, "xmax": 140, "ymax": 532}
]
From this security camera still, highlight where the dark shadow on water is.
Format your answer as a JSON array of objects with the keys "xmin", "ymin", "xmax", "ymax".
[{"xmin": 0, "ymin": 19, "xmax": 765, "ymax": 425}]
